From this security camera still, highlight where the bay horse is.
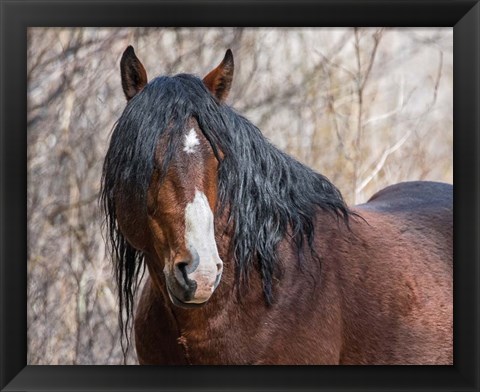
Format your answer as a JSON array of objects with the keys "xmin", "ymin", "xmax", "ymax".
[{"xmin": 101, "ymin": 46, "xmax": 453, "ymax": 365}]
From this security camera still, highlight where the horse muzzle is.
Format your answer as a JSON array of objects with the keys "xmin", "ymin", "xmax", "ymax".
[{"xmin": 164, "ymin": 257, "xmax": 222, "ymax": 308}]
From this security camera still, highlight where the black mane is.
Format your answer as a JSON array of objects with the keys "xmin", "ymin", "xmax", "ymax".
[{"xmin": 101, "ymin": 74, "xmax": 351, "ymax": 352}]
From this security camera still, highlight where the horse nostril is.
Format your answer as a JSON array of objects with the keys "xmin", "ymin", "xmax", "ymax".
[
  {"xmin": 176, "ymin": 260, "xmax": 188, "ymax": 270},
  {"xmin": 175, "ymin": 261, "xmax": 190, "ymax": 281},
  {"xmin": 216, "ymin": 262, "xmax": 223, "ymax": 273}
]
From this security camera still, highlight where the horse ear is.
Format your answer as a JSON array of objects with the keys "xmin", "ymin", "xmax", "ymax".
[
  {"xmin": 120, "ymin": 46, "xmax": 148, "ymax": 101},
  {"xmin": 203, "ymin": 49, "xmax": 234, "ymax": 103}
]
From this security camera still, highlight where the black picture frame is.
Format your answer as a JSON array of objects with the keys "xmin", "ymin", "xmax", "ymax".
[{"xmin": 1, "ymin": 1, "xmax": 479, "ymax": 391}]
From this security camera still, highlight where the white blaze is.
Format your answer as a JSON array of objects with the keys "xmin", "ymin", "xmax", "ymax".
[
  {"xmin": 183, "ymin": 128, "xmax": 200, "ymax": 154},
  {"xmin": 184, "ymin": 189, "xmax": 222, "ymax": 302}
]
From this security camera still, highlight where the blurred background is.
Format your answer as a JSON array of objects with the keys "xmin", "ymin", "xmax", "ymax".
[{"xmin": 27, "ymin": 27, "xmax": 452, "ymax": 364}]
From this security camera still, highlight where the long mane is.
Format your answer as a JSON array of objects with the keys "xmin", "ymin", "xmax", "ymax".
[{"xmin": 101, "ymin": 74, "xmax": 351, "ymax": 351}]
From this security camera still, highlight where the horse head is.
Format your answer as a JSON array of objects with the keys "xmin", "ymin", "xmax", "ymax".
[{"xmin": 106, "ymin": 47, "xmax": 234, "ymax": 308}]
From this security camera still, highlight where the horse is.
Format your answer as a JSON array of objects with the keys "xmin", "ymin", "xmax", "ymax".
[{"xmin": 101, "ymin": 46, "xmax": 453, "ymax": 365}]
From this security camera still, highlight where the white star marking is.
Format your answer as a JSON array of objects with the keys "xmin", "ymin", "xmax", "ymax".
[{"xmin": 183, "ymin": 128, "xmax": 200, "ymax": 154}]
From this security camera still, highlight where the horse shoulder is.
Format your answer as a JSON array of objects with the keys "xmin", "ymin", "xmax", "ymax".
[{"xmin": 332, "ymin": 186, "xmax": 452, "ymax": 364}]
